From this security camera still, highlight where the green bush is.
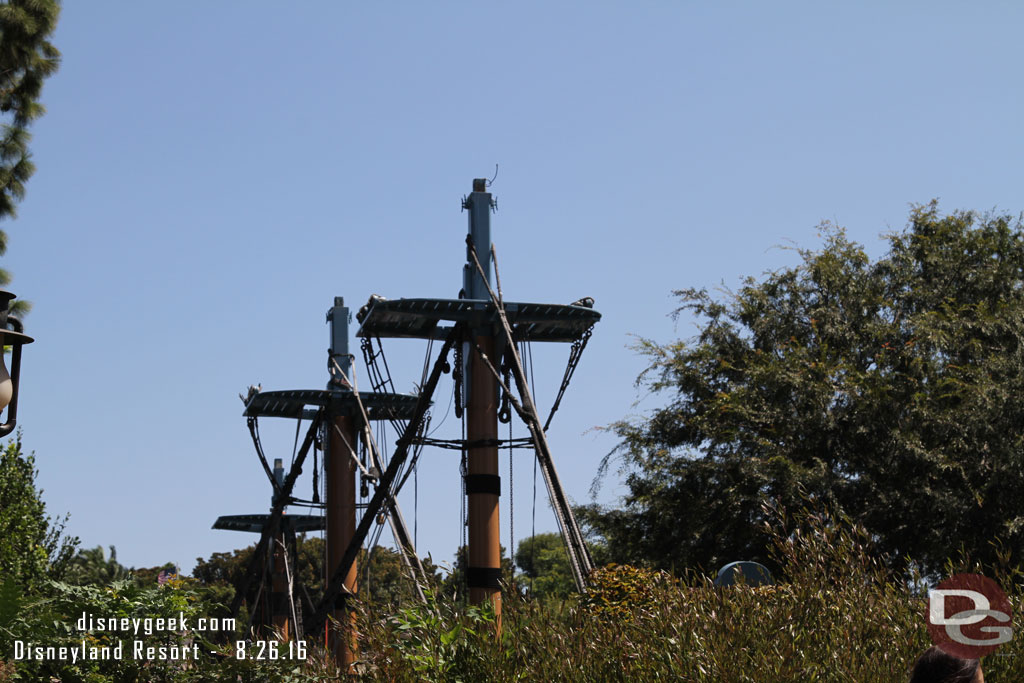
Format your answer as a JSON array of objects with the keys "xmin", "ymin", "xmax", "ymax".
[
  {"xmin": 352, "ymin": 502, "xmax": 1024, "ymax": 681},
  {"xmin": 0, "ymin": 437, "xmax": 77, "ymax": 593},
  {"xmin": 0, "ymin": 577, "xmax": 336, "ymax": 682},
  {"xmin": 580, "ymin": 563, "xmax": 676, "ymax": 622},
  {"xmin": 7, "ymin": 499, "xmax": 1024, "ymax": 680}
]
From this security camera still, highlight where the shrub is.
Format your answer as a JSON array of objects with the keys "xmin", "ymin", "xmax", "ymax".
[{"xmin": 353, "ymin": 501, "xmax": 1024, "ymax": 681}]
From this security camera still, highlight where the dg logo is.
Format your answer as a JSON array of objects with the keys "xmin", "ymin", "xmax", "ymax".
[{"xmin": 927, "ymin": 573, "xmax": 1013, "ymax": 659}]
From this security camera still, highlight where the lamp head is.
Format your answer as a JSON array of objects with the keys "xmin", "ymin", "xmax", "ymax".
[{"xmin": 0, "ymin": 290, "xmax": 34, "ymax": 436}]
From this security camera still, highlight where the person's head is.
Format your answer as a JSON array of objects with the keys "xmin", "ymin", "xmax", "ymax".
[{"xmin": 909, "ymin": 646, "xmax": 982, "ymax": 683}]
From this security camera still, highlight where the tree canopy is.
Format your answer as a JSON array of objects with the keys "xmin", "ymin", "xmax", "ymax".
[
  {"xmin": 64, "ymin": 545, "xmax": 131, "ymax": 586},
  {"xmin": 0, "ymin": 0, "xmax": 60, "ymax": 302},
  {"xmin": 514, "ymin": 533, "xmax": 575, "ymax": 600},
  {"xmin": 0, "ymin": 0, "xmax": 59, "ymax": 221},
  {"xmin": 193, "ymin": 537, "xmax": 443, "ymax": 613},
  {"xmin": 0, "ymin": 435, "xmax": 76, "ymax": 591},
  {"xmin": 582, "ymin": 202, "xmax": 1024, "ymax": 576}
]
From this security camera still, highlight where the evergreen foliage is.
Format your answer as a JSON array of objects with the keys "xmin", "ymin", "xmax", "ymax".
[
  {"xmin": 440, "ymin": 544, "xmax": 514, "ymax": 605},
  {"xmin": 0, "ymin": 435, "xmax": 76, "ymax": 592},
  {"xmin": 581, "ymin": 203, "xmax": 1024, "ymax": 576},
  {"xmin": 0, "ymin": 0, "xmax": 61, "ymax": 304},
  {"xmin": 354, "ymin": 502, "xmax": 1024, "ymax": 681},
  {"xmin": 192, "ymin": 537, "xmax": 443, "ymax": 620},
  {"xmin": 1, "ymin": 576, "xmax": 335, "ymax": 681},
  {"xmin": 514, "ymin": 533, "xmax": 576, "ymax": 600},
  {"xmin": 64, "ymin": 545, "xmax": 132, "ymax": 586},
  {"xmin": 0, "ymin": 0, "xmax": 59, "ymax": 221},
  {"xmin": 9, "ymin": 499, "xmax": 1024, "ymax": 680}
]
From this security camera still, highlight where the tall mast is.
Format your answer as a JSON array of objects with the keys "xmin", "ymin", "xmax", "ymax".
[
  {"xmin": 463, "ymin": 179, "xmax": 502, "ymax": 616},
  {"xmin": 326, "ymin": 297, "xmax": 359, "ymax": 670}
]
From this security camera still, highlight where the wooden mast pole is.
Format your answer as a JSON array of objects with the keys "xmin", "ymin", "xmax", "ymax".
[
  {"xmin": 326, "ymin": 297, "xmax": 359, "ymax": 670},
  {"xmin": 463, "ymin": 179, "xmax": 502, "ymax": 626}
]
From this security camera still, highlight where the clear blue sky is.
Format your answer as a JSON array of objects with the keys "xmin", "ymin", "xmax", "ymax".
[{"xmin": 8, "ymin": 2, "xmax": 1024, "ymax": 574}]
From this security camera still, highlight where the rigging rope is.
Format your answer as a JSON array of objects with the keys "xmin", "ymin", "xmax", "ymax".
[
  {"xmin": 319, "ymin": 421, "xmax": 327, "ymax": 599},
  {"xmin": 248, "ymin": 416, "xmax": 281, "ymax": 496},
  {"xmin": 543, "ymin": 326, "xmax": 593, "ymax": 432},
  {"xmin": 286, "ymin": 500, "xmax": 324, "ymax": 509},
  {"xmin": 360, "ymin": 336, "xmax": 406, "ymax": 435},
  {"xmin": 531, "ymin": 454, "xmax": 537, "ymax": 595},
  {"xmin": 277, "ymin": 536, "xmax": 301, "ymax": 641},
  {"xmin": 509, "ymin": 416, "xmax": 514, "ymax": 571},
  {"xmin": 330, "ymin": 347, "xmax": 430, "ymax": 604},
  {"xmin": 420, "ymin": 336, "xmax": 434, "ymax": 390},
  {"xmin": 291, "ymin": 417, "xmax": 301, "ymax": 467},
  {"xmin": 393, "ymin": 417, "xmax": 430, "ymax": 496},
  {"xmin": 412, "ymin": 435, "xmax": 533, "ymax": 450},
  {"xmin": 527, "ymin": 341, "xmax": 538, "ymax": 594},
  {"xmin": 453, "ymin": 340, "xmax": 464, "ymax": 420},
  {"xmin": 426, "ymin": 385, "xmax": 454, "ymax": 437},
  {"xmin": 466, "ymin": 238, "xmax": 593, "ymax": 590},
  {"xmin": 414, "ymin": 460, "xmax": 418, "ymax": 550},
  {"xmin": 460, "ymin": 411, "xmax": 467, "ymax": 582},
  {"xmin": 498, "ymin": 354, "xmax": 512, "ymax": 424},
  {"xmin": 311, "ymin": 433, "xmax": 320, "ymax": 504}
]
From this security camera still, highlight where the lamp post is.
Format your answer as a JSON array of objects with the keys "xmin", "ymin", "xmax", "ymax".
[{"xmin": 0, "ymin": 290, "xmax": 32, "ymax": 437}]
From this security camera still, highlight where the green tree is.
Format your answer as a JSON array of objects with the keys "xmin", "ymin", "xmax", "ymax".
[
  {"xmin": 360, "ymin": 544, "xmax": 443, "ymax": 609},
  {"xmin": 514, "ymin": 533, "xmax": 575, "ymax": 600},
  {"xmin": 583, "ymin": 203, "xmax": 1024, "ymax": 576},
  {"xmin": 192, "ymin": 544, "xmax": 254, "ymax": 587},
  {"xmin": 0, "ymin": 434, "xmax": 76, "ymax": 591},
  {"xmin": 192, "ymin": 537, "xmax": 441, "ymax": 625},
  {"xmin": 2, "ymin": 577, "xmax": 334, "ymax": 681},
  {"xmin": 63, "ymin": 545, "xmax": 131, "ymax": 585},
  {"xmin": 441, "ymin": 545, "xmax": 515, "ymax": 604},
  {"xmin": 131, "ymin": 560, "xmax": 178, "ymax": 587},
  {"xmin": 0, "ymin": 0, "xmax": 61, "ymax": 307}
]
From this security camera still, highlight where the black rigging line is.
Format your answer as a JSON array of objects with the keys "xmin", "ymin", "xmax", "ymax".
[
  {"xmin": 291, "ymin": 416, "xmax": 302, "ymax": 467},
  {"xmin": 232, "ymin": 410, "xmax": 325, "ymax": 624},
  {"xmin": 509, "ymin": 415, "xmax": 514, "ymax": 571},
  {"xmin": 393, "ymin": 417, "xmax": 430, "ymax": 497},
  {"xmin": 460, "ymin": 407, "xmax": 467, "ymax": 574},
  {"xmin": 248, "ymin": 416, "xmax": 280, "ymax": 495},
  {"xmin": 287, "ymin": 500, "xmax": 326, "ymax": 509},
  {"xmin": 412, "ymin": 436, "xmax": 534, "ymax": 450},
  {"xmin": 531, "ymin": 455, "xmax": 537, "ymax": 595},
  {"xmin": 414, "ymin": 460, "xmax": 418, "ymax": 550},
  {"xmin": 543, "ymin": 327, "xmax": 593, "ymax": 432},
  {"xmin": 311, "ymin": 436, "xmax": 320, "ymax": 504},
  {"xmin": 426, "ymin": 386, "xmax": 453, "ymax": 437},
  {"xmin": 311, "ymin": 330, "xmax": 458, "ymax": 629},
  {"xmin": 529, "ymin": 346, "xmax": 538, "ymax": 595}
]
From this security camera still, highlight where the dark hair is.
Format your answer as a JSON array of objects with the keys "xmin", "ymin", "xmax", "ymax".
[{"xmin": 909, "ymin": 646, "xmax": 980, "ymax": 683}]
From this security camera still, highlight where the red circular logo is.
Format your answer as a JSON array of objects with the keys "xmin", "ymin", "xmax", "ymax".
[{"xmin": 926, "ymin": 573, "xmax": 1013, "ymax": 659}]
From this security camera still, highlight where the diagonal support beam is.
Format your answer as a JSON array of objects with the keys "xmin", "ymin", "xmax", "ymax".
[
  {"xmin": 467, "ymin": 336, "xmax": 593, "ymax": 592},
  {"xmin": 311, "ymin": 326, "xmax": 461, "ymax": 630},
  {"xmin": 329, "ymin": 358, "xmax": 428, "ymax": 602},
  {"xmin": 384, "ymin": 498, "xmax": 427, "ymax": 604},
  {"xmin": 230, "ymin": 409, "xmax": 325, "ymax": 625},
  {"xmin": 467, "ymin": 238, "xmax": 593, "ymax": 591}
]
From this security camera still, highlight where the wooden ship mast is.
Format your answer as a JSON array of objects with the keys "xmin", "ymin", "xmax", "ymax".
[{"xmin": 218, "ymin": 178, "xmax": 600, "ymax": 669}]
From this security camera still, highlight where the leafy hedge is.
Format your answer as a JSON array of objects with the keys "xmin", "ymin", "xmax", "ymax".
[
  {"xmin": 0, "ymin": 576, "xmax": 335, "ymax": 682},
  {"xmin": 355, "ymin": 503, "xmax": 1024, "ymax": 682},
  {"xmin": 5, "ymin": 502, "xmax": 1024, "ymax": 680}
]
